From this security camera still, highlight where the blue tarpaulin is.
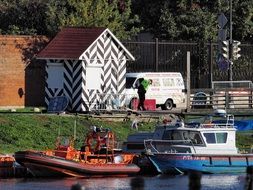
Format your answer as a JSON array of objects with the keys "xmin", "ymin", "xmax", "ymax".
[
  {"xmin": 234, "ymin": 120, "xmax": 253, "ymax": 131},
  {"xmin": 213, "ymin": 120, "xmax": 253, "ymax": 131}
]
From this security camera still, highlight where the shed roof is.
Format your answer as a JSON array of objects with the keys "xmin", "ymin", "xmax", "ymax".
[{"xmin": 37, "ymin": 27, "xmax": 134, "ymax": 61}]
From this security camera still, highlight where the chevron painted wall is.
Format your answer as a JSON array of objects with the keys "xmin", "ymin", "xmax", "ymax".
[{"xmin": 45, "ymin": 29, "xmax": 132, "ymax": 112}]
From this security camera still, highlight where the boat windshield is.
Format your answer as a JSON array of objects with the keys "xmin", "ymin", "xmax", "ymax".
[{"xmin": 162, "ymin": 130, "xmax": 204, "ymax": 145}]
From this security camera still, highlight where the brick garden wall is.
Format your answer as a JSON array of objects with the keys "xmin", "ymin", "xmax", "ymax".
[{"xmin": 0, "ymin": 35, "xmax": 49, "ymax": 108}]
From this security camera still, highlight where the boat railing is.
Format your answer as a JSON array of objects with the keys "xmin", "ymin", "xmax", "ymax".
[
  {"xmin": 196, "ymin": 114, "xmax": 235, "ymax": 129},
  {"xmin": 144, "ymin": 139, "xmax": 197, "ymax": 154},
  {"xmin": 198, "ymin": 123, "xmax": 234, "ymax": 128}
]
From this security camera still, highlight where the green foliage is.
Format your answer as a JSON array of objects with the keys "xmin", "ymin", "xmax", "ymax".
[
  {"xmin": 236, "ymin": 131, "xmax": 253, "ymax": 151},
  {"xmin": 1, "ymin": 0, "xmax": 252, "ymax": 41},
  {"xmin": 132, "ymin": 0, "xmax": 253, "ymax": 42},
  {"xmin": 159, "ymin": 3, "xmax": 217, "ymax": 41},
  {"xmin": 0, "ymin": 0, "xmax": 48, "ymax": 35},
  {"xmin": 0, "ymin": 114, "xmax": 155, "ymax": 154},
  {"xmin": 0, "ymin": 0, "xmax": 140, "ymax": 39},
  {"xmin": 0, "ymin": 113, "xmax": 252, "ymax": 154}
]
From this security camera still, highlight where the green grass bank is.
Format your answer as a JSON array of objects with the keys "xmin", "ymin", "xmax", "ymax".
[
  {"xmin": 0, "ymin": 113, "xmax": 252, "ymax": 154},
  {"xmin": 0, "ymin": 113, "xmax": 155, "ymax": 154}
]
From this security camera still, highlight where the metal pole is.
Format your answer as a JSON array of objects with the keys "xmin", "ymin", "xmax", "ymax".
[
  {"xmin": 228, "ymin": 0, "xmax": 233, "ymax": 81},
  {"xmin": 209, "ymin": 40, "xmax": 213, "ymax": 88},
  {"xmin": 155, "ymin": 38, "xmax": 159, "ymax": 72},
  {"xmin": 186, "ymin": 51, "xmax": 191, "ymax": 111}
]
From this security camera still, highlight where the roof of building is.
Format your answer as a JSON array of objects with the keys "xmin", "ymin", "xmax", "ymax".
[{"xmin": 37, "ymin": 27, "xmax": 134, "ymax": 60}]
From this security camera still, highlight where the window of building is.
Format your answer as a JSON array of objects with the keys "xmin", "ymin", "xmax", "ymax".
[
  {"xmin": 47, "ymin": 63, "xmax": 64, "ymax": 88},
  {"xmin": 86, "ymin": 67, "xmax": 101, "ymax": 90}
]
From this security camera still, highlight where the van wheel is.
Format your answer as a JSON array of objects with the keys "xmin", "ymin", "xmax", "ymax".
[{"xmin": 162, "ymin": 99, "xmax": 173, "ymax": 110}]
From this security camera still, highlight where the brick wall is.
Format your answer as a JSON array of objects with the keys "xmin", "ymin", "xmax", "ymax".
[{"xmin": 0, "ymin": 35, "xmax": 49, "ymax": 108}]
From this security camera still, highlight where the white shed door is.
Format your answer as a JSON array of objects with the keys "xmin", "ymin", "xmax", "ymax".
[
  {"xmin": 47, "ymin": 63, "xmax": 64, "ymax": 88},
  {"xmin": 86, "ymin": 67, "xmax": 101, "ymax": 90}
]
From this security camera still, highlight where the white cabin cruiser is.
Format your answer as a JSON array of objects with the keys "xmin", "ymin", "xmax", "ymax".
[{"xmin": 143, "ymin": 110, "xmax": 253, "ymax": 174}]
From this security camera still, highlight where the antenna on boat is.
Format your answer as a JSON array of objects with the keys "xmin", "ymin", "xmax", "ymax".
[
  {"xmin": 57, "ymin": 123, "xmax": 61, "ymax": 137},
  {"xmin": 74, "ymin": 116, "xmax": 77, "ymax": 140}
]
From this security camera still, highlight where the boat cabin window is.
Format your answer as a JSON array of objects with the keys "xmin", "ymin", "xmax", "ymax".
[
  {"xmin": 162, "ymin": 130, "xmax": 204, "ymax": 145},
  {"xmin": 162, "ymin": 130, "xmax": 180, "ymax": 140},
  {"xmin": 203, "ymin": 132, "xmax": 227, "ymax": 144}
]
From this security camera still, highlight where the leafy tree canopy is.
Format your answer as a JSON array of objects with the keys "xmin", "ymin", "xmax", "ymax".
[
  {"xmin": 0, "ymin": 0, "xmax": 252, "ymax": 41},
  {"xmin": 0, "ymin": 0, "xmax": 140, "ymax": 40},
  {"xmin": 132, "ymin": 0, "xmax": 253, "ymax": 42}
]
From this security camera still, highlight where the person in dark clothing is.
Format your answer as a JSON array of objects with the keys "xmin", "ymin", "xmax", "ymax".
[
  {"xmin": 137, "ymin": 78, "xmax": 146, "ymax": 110},
  {"xmin": 137, "ymin": 78, "xmax": 152, "ymax": 111}
]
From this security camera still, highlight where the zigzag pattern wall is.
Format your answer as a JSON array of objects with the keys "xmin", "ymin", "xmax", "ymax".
[{"xmin": 45, "ymin": 31, "xmax": 127, "ymax": 112}]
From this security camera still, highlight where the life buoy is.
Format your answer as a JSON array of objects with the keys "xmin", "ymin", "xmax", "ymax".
[
  {"xmin": 107, "ymin": 132, "xmax": 114, "ymax": 139},
  {"xmin": 85, "ymin": 134, "xmax": 101, "ymax": 152}
]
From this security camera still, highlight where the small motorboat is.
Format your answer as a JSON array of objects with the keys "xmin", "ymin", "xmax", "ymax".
[
  {"xmin": 122, "ymin": 131, "xmax": 157, "ymax": 174},
  {"xmin": 0, "ymin": 154, "xmax": 14, "ymax": 168},
  {"xmin": 143, "ymin": 110, "xmax": 253, "ymax": 174},
  {"xmin": 0, "ymin": 154, "xmax": 16, "ymax": 178},
  {"xmin": 14, "ymin": 127, "xmax": 140, "ymax": 177}
]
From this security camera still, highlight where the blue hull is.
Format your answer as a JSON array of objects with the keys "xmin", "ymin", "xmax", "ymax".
[{"xmin": 148, "ymin": 154, "xmax": 253, "ymax": 174}]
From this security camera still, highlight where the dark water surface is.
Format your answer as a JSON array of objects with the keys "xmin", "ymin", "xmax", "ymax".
[{"xmin": 0, "ymin": 174, "xmax": 246, "ymax": 190}]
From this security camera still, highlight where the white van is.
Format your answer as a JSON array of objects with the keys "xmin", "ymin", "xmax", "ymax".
[{"xmin": 125, "ymin": 72, "xmax": 186, "ymax": 110}]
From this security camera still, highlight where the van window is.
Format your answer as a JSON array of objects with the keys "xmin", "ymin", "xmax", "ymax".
[
  {"xmin": 175, "ymin": 78, "xmax": 184, "ymax": 87},
  {"xmin": 126, "ymin": 77, "xmax": 137, "ymax": 89},
  {"xmin": 163, "ymin": 78, "xmax": 175, "ymax": 87},
  {"xmin": 151, "ymin": 78, "xmax": 160, "ymax": 87}
]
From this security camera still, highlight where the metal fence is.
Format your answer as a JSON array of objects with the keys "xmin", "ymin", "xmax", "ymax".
[
  {"xmin": 88, "ymin": 93, "xmax": 155, "ymax": 112},
  {"xmin": 190, "ymin": 88, "xmax": 253, "ymax": 110},
  {"xmin": 87, "ymin": 89, "xmax": 253, "ymax": 113},
  {"xmin": 123, "ymin": 40, "xmax": 253, "ymax": 89}
]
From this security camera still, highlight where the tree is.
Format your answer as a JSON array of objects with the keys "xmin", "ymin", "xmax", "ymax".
[
  {"xmin": 46, "ymin": 0, "xmax": 140, "ymax": 39},
  {"xmin": 232, "ymin": 0, "xmax": 253, "ymax": 42},
  {"xmin": 132, "ymin": 0, "xmax": 253, "ymax": 42},
  {"xmin": 0, "ymin": 0, "xmax": 48, "ymax": 35},
  {"xmin": 159, "ymin": 2, "xmax": 217, "ymax": 41},
  {"xmin": 0, "ymin": 0, "xmax": 140, "ymax": 40}
]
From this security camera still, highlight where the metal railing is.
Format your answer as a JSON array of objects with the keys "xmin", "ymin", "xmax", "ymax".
[
  {"xmin": 84, "ymin": 88, "xmax": 253, "ymax": 112},
  {"xmin": 190, "ymin": 88, "xmax": 253, "ymax": 110}
]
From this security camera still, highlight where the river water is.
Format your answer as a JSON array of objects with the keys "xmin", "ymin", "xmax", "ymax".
[{"xmin": 0, "ymin": 174, "xmax": 247, "ymax": 190}]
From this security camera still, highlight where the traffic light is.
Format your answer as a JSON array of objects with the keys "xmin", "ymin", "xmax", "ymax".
[
  {"xmin": 221, "ymin": 40, "xmax": 229, "ymax": 59},
  {"xmin": 232, "ymin": 40, "xmax": 241, "ymax": 60}
]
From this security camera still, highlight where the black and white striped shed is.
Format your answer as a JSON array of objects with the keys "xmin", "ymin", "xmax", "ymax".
[{"xmin": 37, "ymin": 27, "xmax": 135, "ymax": 112}]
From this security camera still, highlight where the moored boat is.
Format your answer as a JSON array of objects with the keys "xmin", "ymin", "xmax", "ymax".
[
  {"xmin": 0, "ymin": 154, "xmax": 19, "ymax": 178},
  {"xmin": 0, "ymin": 155, "xmax": 14, "ymax": 168},
  {"xmin": 122, "ymin": 131, "xmax": 157, "ymax": 174},
  {"xmin": 14, "ymin": 127, "xmax": 140, "ymax": 177},
  {"xmin": 144, "ymin": 110, "xmax": 253, "ymax": 174}
]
